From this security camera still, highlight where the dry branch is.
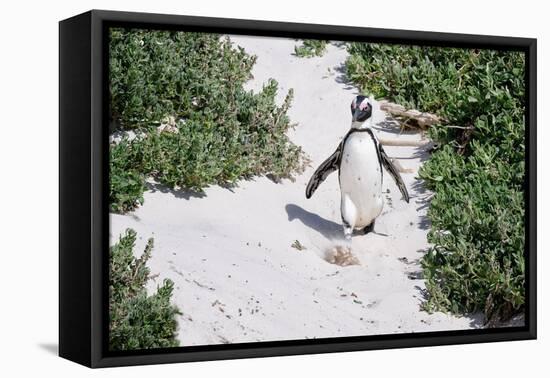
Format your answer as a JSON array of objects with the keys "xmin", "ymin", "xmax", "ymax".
[
  {"xmin": 378, "ymin": 138, "xmax": 432, "ymax": 148},
  {"xmin": 379, "ymin": 100, "xmax": 444, "ymax": 129},
  {"xmin": 391, "ymin": 159, "xmax": 415, "ymax": 174},
  {"xmin": 378, "ymin": 100, "xmax": 475, "ymax": 152}
]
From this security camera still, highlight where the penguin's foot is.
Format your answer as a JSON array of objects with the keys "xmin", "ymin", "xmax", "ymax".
[
  {"xmin": 343, "ymin": 223, "xmax": 353, "ymax": 241},
  {"xmin": 358, "ymin": 220, "xmax": 375, "ymax": 235},
  {"xmin": 325, "ymin": 245, "xmax": 360, "ymax": 267}
]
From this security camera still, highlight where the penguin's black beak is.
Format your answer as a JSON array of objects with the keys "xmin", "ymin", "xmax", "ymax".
[
  {"xmin": 352, "ymin": 104, "xmax": 371, "ymax": 122},
  {"xmin": 352, "ymin": 107, "xmax": 367, "ymax": 122},
  {"xmin": 350, "ymin": 97, "xmax": 373, "ymax": 122}
]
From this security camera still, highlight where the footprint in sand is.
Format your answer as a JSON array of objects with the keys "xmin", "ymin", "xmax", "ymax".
[{"xmin": 325, "ymin": 245, "xmax": 360, "ymax": 266}]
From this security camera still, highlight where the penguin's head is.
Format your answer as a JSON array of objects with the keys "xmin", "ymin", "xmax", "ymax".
[{"xmin": 350, "ymin": 95, "xmax": 373, "ymax": 124}]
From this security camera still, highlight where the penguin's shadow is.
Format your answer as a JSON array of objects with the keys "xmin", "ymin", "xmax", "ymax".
[{"xmin": 285, "ymin": 204, "xmax": 343, "ymax": 240}]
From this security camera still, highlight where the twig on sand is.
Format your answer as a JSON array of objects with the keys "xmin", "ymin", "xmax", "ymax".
[
  {"xmin": 192, "ymin": 279, "xmax": 216, "ymax": 291},
  {"xmin": 291, "ymin": 240, "xmax": 307, "ymax": 251}
]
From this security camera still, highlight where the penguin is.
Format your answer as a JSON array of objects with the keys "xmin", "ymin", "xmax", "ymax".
[{"xmin": 305, "ymin": 95, "xmax": 409, "ymax": 240}]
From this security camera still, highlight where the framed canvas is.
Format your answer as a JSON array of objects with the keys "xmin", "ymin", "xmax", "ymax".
[{"xmin": 59, "ymin": 9, "xmax": 537, "ymax": 368}]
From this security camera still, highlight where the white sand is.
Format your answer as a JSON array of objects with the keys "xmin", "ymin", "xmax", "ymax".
[{"xmin": 110, "ymin": 36, "xmax": 481, "ymax": 346}]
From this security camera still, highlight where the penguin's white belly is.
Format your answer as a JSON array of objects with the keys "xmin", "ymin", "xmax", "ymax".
[{"xmin": 339, "ymin": 132, "xmax": 384, "ymax": 229}]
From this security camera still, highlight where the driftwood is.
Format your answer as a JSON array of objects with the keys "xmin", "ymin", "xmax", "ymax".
[
  {"xmin": 375, "ymin": 101, "xmax": 439, "ymax": 173},
  {"xmin": 377, "ymin": 138, "xmax": 432, "ymax": 148},
  {"xmin": 379, "ymin": 100, "xmax": 444, "ymax": 129},
  {"xmin": 377, "ymin": 100, "xmax": 475, "ymax": 157},
  {"xmin": 391, "ymin": 159, "xmax": 415, "ymax": 174},
  {"xmin": 379, "ymin": 100, "xmax": 473, "ymax": 132}
]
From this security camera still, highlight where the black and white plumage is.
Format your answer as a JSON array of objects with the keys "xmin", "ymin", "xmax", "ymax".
[
  {"xmin": 305, "ymin": 130, "xmax": 409, "ymax": 202},
  {"xmin": 306, "ymin": 95, "xmax": 409, "ymax": 239}
]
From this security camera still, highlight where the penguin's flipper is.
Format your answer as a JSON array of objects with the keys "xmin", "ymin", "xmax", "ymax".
[
  {"xmin": 306, "ymin": 144, "xmax": 343, "ymax": 199},
  {"xmin": 379, "ymin": 145, "xmax": 410, "ymax": 203}
]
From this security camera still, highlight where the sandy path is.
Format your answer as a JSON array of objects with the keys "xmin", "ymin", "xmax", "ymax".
[{"xmin": 110, "ymin": 36, "xmax": 480, "ymax": 346}]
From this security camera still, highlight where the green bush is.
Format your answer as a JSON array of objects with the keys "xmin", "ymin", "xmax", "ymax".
[
  {"xmin": 109, "ymin": 28, "xmax": 305, "ymax": 211},
  {"xmin": 294, "ymin": 40, "xmax": 329, "ymax": 57},
  {"xmin": 110, "ymin": 29, "xmax": 255, "ymax": 129},
  {"xmin": 109, "ymin": 139, "xmax": 145, "ymax": 213},
  {"xmin": 109, "ymin": 229, "xmax": 181, "ymax": 351},
  {"xmin": 346, "ymin": 43, "xmax": 526, "ymax": 323}
]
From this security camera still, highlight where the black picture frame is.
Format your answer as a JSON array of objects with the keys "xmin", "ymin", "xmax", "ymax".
[{"xmin": 59, "ymin": 9, "xmax": 537, "ymax": 368}]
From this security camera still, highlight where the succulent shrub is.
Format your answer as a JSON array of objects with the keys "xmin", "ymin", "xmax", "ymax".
[
  {"xmin": 294, "ymin": 39, "xmax": 329, "ymax": 57},
  {"xmin": 109, "ymin": 138, "xmax": 146, "ymax": 213},
  {"xmin": 109, "ymin": 29, "xmax": 305, "ymax": 211},
  {"xmin": 109, "ymin": 229, "xmax": 181, "ymax": 351}
]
